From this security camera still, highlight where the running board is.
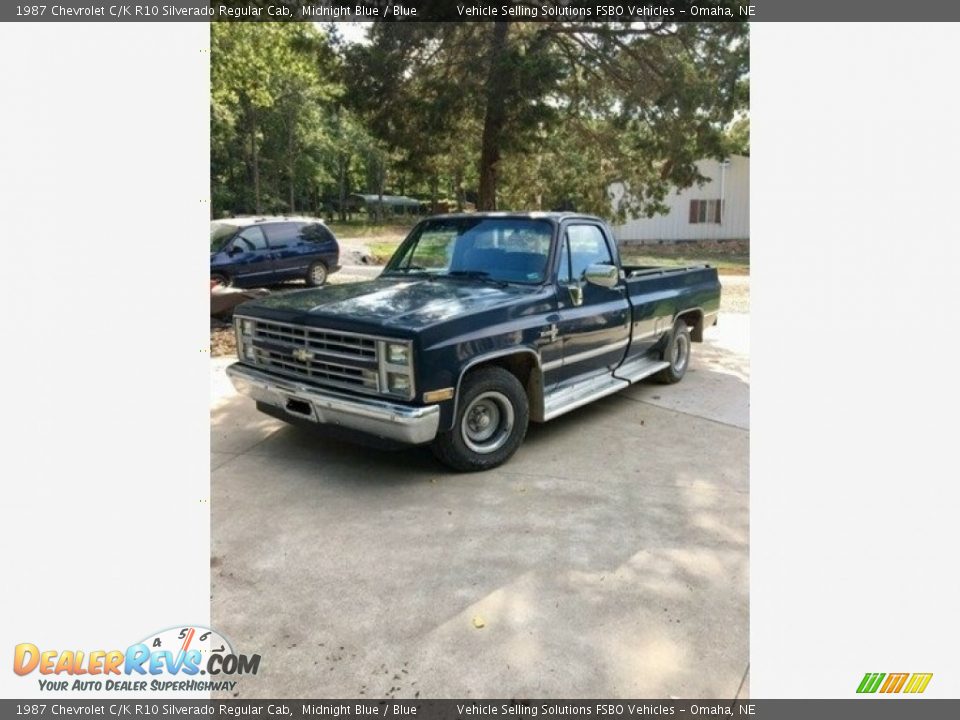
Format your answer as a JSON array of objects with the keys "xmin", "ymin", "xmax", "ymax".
[
  {"xmin": 614, "ymin": 356, "xmax": 670, "ymax": 384},
  {"xmin": 543, "ymin": 373, "xmax": 629, "ymax": 421}
]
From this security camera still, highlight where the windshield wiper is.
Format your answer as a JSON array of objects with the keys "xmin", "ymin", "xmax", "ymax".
[
  {"xmin": 384, "ymin": 265, "xmax": 429, "ymax": 276},
  {"xmin": 445, "ymin": 270, "xmax": 511, "ymax": 287}
]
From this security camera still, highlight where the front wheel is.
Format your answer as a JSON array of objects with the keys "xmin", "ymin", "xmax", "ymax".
[
  {"xmin": 654, "ymin": 320, "xmax": 692, "ymax": 384},
  {"xmin": 306, "ymin": 261, "xmax": 328, "ymax": 287},
  {"xmin": 431, "ymin": 367, "xmax": 529, "ymax": 472}
]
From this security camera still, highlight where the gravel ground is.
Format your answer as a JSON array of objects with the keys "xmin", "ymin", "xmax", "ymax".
[{"xmin": 720, "ymin": 275, "xmax": 750, "ymax": 314}]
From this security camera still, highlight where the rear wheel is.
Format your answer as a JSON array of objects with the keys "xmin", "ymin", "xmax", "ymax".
[
  {"xmin": 431, "ymin": 367, "xmax": 529, "ymax": 472},
  {"xmin": 654, "ymin": 320, "xmax": 692, "ymax": 384},
  {"xmin": 306, "ymin": 261, "xmax": 328, "ymax": 287}
]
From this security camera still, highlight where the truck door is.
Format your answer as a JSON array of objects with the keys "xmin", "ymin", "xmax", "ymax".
[{"xmin": 551, "ymin": 223, "xmax": 631, "ymax": 386}]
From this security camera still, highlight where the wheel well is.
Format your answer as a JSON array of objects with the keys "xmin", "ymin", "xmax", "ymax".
[
  {"xmin": 676, "ymin": 309, "xmax": 705, "ymax": 342},
  {"xmin": 462, "ymin": 352, "xmax": 544, "ymax": 422}
]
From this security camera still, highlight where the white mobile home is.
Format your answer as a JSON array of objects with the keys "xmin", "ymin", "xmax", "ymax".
[{"xmin": 610, "ymin": 155, "xmax": 749, "ymax": 244}]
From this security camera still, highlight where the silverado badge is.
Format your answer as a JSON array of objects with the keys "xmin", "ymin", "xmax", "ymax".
[
  {"xmin": 539, "ymin": 324, "xmax": 560, "ymax": 343},
  {"xmin": 292, "ymin": 348, "xmax": 314, "ymax": 363}
]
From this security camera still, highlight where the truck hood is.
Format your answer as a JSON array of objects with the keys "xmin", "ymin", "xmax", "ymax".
[{"xmin": 238, "ymin": 276, "xmax": 543, "ymax": 333}]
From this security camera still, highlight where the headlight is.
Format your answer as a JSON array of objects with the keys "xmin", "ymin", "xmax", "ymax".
[
  {"xmin": 235, "ymin": 317, "xmax": 255, "ymax": 339},
  {"xmin": 386, "ymin": 342, "xmax": 409, "ymax": 366},
  {"xmin": 387, "ymin": 373, "xmax": 411, "ymax": 394},
  {"xmin": 378, "ymin": 339, "xmax": 414, "ymax": 398},
  {"xmin": 235, "ymin": 318, "xmax": 257, "ymax": 362}
]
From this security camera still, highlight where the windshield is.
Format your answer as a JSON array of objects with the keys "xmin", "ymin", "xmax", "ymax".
[
  {"xmin": 210, "ymin": 222, "xmax": 239, "ymax": 252},
  {"xmin": 385, "ymin": 217, "xmax": 554, "ymax": 284}
]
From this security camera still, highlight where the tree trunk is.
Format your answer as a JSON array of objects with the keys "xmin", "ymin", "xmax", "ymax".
[
  {"xmin": 478, "ymin": 21, "xmax": 510, "ymax": 211},
  {"xmin": 430, "ymin": 173, "xmax": 439, "ymax": 214},
  {"xmin": 249, "ymin": 106, "xmax": 261, "ymax": 214},
  {"xmin": 376, "ymin": 154, "xmax": 385, "ymax": 224},
  {"xmin": 454, "ymin": 167, "xmax": 464, "ymax": 211},
  {"xmin": 287, "ymin": 116, "xmax": 296, "ymax": 213},
  {"xmin": 337, "ymin": 152, "xmax": 349, "ymax": 222}
]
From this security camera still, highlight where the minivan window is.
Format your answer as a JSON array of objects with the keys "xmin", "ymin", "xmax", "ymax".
[
  {"xmin": 210, "ymin": 222, "xmax": 239, "ymax": 252},
  {"xmin": 233, "ymin": 226, "xmax": 268, "ymax": 252},
  {"xmin": 265, "ymin": 222, "xmax": 334, "ymax": 248},
  {"xmin": 300, "ymin": 223, "xmax": 335, "ymax": 245},
  {"xmin": 263, "ymin": 222, "xmax": 304, "ymax": 248}
]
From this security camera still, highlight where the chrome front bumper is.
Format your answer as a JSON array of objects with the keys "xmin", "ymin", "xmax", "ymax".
[{"xmin": 226, "ymin": 363, "xmax": 440, "ymax": 445}]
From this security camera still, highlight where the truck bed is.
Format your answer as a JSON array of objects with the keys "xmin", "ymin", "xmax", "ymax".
[{"xmin": 621, "ymin": 263, "xmax": 722, "ymax": 348}]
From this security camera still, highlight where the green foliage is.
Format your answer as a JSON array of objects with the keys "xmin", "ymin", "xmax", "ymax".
[
  {"xmin": 210, "ymin": 20, "xmax": 749, "ymax": 222},
  {"xmin": 212, "ymin": 22, "xmax": 347, "ymax": 216},
  {"xmin": 345, "ymin": 21, "xmax": 749, "ymax": 218}
]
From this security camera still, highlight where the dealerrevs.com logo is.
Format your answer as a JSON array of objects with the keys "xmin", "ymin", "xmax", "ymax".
[
  {"xmin": 13, "ymin": 626, "xmax": 260, "ymax": 693},
  {"xmin": 857, "ymin": 672, "xmax": 933, "ymax": 694}
]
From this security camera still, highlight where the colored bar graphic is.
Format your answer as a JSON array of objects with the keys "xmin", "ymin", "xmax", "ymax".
[
  {"xmin": 904, "ymin": 673, "xmax": 933, "ymax": 694},
  {"xmin": 858, "ymin": 672, "xmax": 933, "ymax": 694},
  {"xmin": 857, "ymin": 672, "xmax": 885, "ymax": 693},
  {"xmin": 880, "ymin": 673, "xmax": 909, "ymax": 693}
]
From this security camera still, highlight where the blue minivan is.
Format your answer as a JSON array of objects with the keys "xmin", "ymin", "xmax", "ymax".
[{"xmin": 210, "ymin": 217, "xmax": 340, "ymax": 288}]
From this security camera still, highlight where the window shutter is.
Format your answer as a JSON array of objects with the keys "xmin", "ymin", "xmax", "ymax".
[
  {"xmin": 714, "ymin": 200, "xmax": 722, "ymax": 223},
  {"xmin": 689, "ymin": 200, "xmax": 698, "ymax": 224}
]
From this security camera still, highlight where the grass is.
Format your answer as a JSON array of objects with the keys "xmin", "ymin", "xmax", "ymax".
[
  {"xmin": 620, "ymin": 240, "xmax": 749, "ymax": 276},
  {"xmin": 327, "ymin": 219, "xmax": 414, "ymax": 241}
]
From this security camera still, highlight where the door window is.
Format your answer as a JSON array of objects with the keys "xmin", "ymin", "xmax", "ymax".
[
  {"xmin": 262, "ymin": 223, "xmax": 302, "ymax": 248},
  {"xmin": 566, "ymin": 225, "xmax": 613, "ymax": 280},
  {"xmin": 232, "ymin": 226, "xmax": 268, "ymax": 252}
]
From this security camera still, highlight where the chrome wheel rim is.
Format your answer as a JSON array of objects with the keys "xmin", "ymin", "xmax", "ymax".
[
  {"xmin": 673, "ymin": 332, "xmax": 690, "ymax": 373},
  {"xmin": 310, "ymin": 265, "xmax": 327, "ymax": 284},
  {"xmin": 461, "ymin": 391, "xmax": 514, "ymax": 454}
]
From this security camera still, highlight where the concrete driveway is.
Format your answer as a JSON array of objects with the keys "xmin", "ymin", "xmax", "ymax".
[{"xmin": 210, "ymin": 313, "xmax": 749, "ymax": 699}]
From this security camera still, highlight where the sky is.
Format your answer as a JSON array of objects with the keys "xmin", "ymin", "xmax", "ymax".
[{"xmin": 318, "ymin": 21, "xmax": 371, "ymax": 45}]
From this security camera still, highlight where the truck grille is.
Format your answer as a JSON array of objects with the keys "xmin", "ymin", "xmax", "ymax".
[{"xmin": 242, "ymin": 318, "xmax": 380, "ymax": 394}]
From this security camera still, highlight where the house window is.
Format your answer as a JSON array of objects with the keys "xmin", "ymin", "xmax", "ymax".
[{"xmin": 689, "ymin": 199, "xmax": 723, "ymax": 224}]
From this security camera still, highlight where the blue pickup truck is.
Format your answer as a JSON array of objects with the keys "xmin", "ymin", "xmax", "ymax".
[{"xmin": 227, "ymin": 213, "xmax": 721, "ymax": 471}]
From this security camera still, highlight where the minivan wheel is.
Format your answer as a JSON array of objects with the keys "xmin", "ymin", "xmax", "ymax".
[
  {"xmin": 431, "ymin": 367, "xmax": 529, "ymax": 472},
  {"xmin": 654, "ymin": 320, "xmax": 692, "ymax": 384},
  {"xmin": 306, "ymin": 262, "xmax": 328, "ymax": 287}
]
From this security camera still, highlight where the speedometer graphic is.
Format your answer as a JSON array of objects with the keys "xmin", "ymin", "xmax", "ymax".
[{"xmin": 138, "ymin": 625, "xmax": 236, "ymax": 675}]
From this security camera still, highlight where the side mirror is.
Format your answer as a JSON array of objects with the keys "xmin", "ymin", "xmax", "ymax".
[
  {"xmin": 584, "ymin": 263, "xmax": 619, "ymax": 289},
  {"xmin": 227, "ymin": 245, "xmax": 243, "ymax": 257}
]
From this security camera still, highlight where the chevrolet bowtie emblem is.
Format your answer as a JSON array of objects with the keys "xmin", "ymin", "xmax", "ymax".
[{"xmin": 292, "ymin": 348, "xmax": 314, "ymax": 363}]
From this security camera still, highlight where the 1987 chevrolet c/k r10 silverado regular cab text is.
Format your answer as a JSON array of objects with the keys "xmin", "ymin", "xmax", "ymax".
[{"xmin": 227, "ymin": 213, "xmax": 721, "ymax": 471}]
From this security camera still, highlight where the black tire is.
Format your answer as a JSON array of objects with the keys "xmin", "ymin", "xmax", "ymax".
[
  {"xmin": 211, "ymin": 273, "xmax": 230, "ymax": 287},
  {"xmin": 654, "ymin": 320, "xmax": 692, "ymax": 384},
  {"xmin": 431, "ymin": 366, "xmax": 529, "ymax": 472},
  {"xmin": 306, "ymin": 261, "xmax": 328, "ymax": 287}
]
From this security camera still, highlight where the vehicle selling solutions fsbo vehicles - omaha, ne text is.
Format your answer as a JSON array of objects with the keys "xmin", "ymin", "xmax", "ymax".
[
  {"xmin": 226, "ymin": 213, "xmax": 721, "ymax": 471},
  {"xmin": 210, "ymin": 217, "xmax": 340, "ymax": 288}
]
